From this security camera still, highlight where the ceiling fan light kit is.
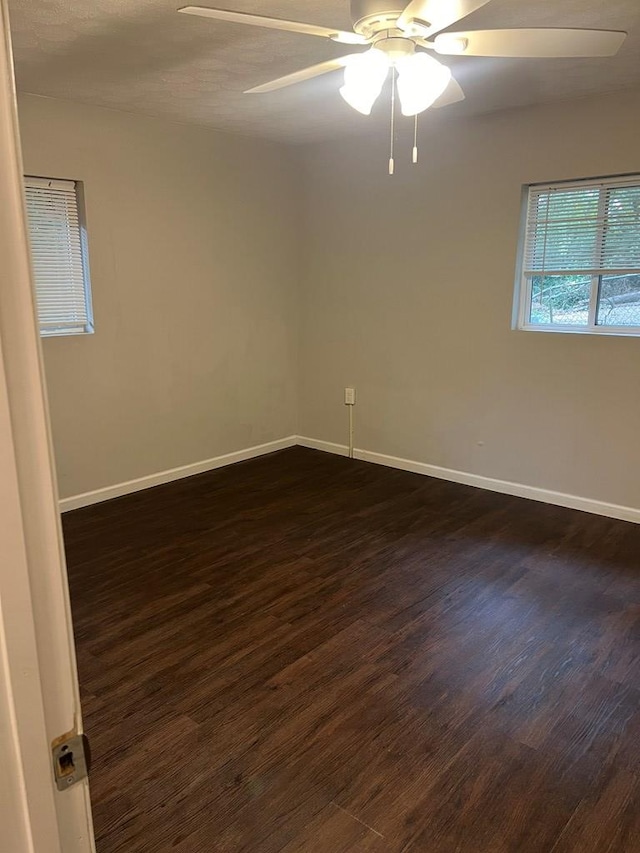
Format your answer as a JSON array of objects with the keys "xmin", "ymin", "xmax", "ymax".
[
  {"xmin": 339, "ymin": 48, "xmax": 389, "ymax": 115},
  {"xmin": 177, "ymin": 0, "xmax": 627, "ymax": 172},
  {"xmin": 397, "ymin": 53, "xmax": 451, "ymax": 116},
  {"xmin": 337, "ymin": 42, "xmax": 450, "ymax": 119}
]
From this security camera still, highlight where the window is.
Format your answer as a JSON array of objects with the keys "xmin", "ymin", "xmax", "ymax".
[
  {"xmin": 515, "ymin": 175, "xmax": 640, "ymax": 335},
  {"xmin": 24, "ymin": 176, "xmax": 94, "ymax": 337}
]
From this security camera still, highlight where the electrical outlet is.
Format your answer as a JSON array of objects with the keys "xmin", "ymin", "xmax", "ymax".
[{"xmin": 344, "ymin": 387, "xmax": 356, "ymax": 406}]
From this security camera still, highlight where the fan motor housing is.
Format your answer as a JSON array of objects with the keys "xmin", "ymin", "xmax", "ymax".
[{"xmin": 350, "ymin": 1, "xmax": 406, "ymax": 36}]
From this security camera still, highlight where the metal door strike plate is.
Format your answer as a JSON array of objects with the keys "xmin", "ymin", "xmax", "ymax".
[{"xmin": 52, "ymin": 731, "xmax": 90, "ymax": 791}]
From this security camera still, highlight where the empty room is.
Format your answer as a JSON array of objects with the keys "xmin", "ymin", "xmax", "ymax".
[{"xmin": 1, "ymin": 0, "xmax": 640, "ymax": 851}]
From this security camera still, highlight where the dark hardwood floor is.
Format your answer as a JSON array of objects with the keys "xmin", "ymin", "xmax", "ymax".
[{"xmin": 62, "ymin": 447, "xmax": 640, "ymax": 852}]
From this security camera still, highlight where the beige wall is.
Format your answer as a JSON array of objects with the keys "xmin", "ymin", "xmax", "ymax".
[
  {"xmin": 18, "ymin": 89, "xmax": 640, "ymax": 510},
  {"xmin": 299, "ymin": 89, "xmax": 640, "ymax": 509},
  {"xmin": 18, "ymin": 94, "xmax": 299, "ymax": 499}
]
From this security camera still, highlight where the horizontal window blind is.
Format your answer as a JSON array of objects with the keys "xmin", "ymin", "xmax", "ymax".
[
  {"xmin": 24, "ymin": 176, "xmax": 93, "ymax": 336},
  {"xmin": 523, "ymin": 176, "xmax": 640, "ymax": 277}
]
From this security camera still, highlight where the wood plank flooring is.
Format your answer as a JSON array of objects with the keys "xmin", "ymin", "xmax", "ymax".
[{"xmin": 62, "ymin": 447, "xmax": 640, "ymax": 852}]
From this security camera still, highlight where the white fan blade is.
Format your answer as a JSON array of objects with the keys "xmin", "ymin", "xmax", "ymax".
[
  {"xmin": 397, "ymin": 0, "xmax": 491, "ymax": 38},
  {"xmin": 431, "ymin": 75, "xmax": 465, "ymax": 108},
  {"xmin": 245, "ymin": 56, "xmax": 359, "ymax": 94},
  {"xmin": 178, "ymin": 6, "xmax": 367, "ymax": 44},
  {"xmin": 434, "ymin": 28, "xmax": 627, "ymax": 57}
]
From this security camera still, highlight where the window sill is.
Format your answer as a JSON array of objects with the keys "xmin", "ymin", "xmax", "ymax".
[
  {"xmin": 40, "ymin": 328, "xmax": 95, "ymax": 339},
  {"xmin": 517, "ymin": 324, "xmax": 640, "ymax": 338}
]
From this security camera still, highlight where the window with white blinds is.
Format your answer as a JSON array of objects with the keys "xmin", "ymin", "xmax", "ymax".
[
  {"xmin": 24, "ymin": 176, "xmax": 94, "ymax": 337},
  {"xmin": 515, "ymin": 175, "xmax": 640, "ymax": 334}
]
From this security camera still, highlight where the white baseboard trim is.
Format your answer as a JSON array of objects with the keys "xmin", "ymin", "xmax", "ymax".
[
  {"xmin": 296, "ymin": 436, "xmax": 351, "ymax": 457},
  {"xmin": 298, "ymin": 436, "xmax": 640, "ymax": 525},
  {"xmin": 59, "ymin": 436, "xmax": 298, "ymax": 512},
  {"xmin": 60, "ymin": 433, "xmax": 640, "ymax": 524}
]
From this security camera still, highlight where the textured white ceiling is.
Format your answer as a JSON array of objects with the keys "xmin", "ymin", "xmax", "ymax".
[{"xmin": 8, "ymin": 0, "xmax": 640, "ymax": 143}]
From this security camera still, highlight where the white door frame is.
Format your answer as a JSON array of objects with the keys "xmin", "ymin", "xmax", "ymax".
[{"xmin": 0, "ymin": 3, "xmax": 95, "ymax": 850}]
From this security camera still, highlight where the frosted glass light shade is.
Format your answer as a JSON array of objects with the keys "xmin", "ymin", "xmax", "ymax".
[
  {"xmin": 396, "ymin": 53, "xmax": 451, "ymax": 116},
  {"xmin": 339, "ymin": 49, "xmax": 390, "ymax": 115}
]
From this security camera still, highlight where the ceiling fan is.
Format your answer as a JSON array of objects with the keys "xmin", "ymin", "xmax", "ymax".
[
  {"xmin": 178, "ymin": 1, "xmax": 626, "ymax": 109},
  {"xmin": 177, "ymin": 1, "xmax": 626, "ymax": 170}
]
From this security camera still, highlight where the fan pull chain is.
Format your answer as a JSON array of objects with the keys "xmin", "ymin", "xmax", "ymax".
[
  {"xmin": 389, "ymin": 66, "xmax": 396, "ymax": 176},
  {"xmin": 413, "ymin": 114, "xmax": 419, "ymax": 164}
]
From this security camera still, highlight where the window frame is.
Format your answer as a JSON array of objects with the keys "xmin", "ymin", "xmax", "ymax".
[
  {"xmin": 24, "ymin": 175, "xmax": 95, "ymax": 339},
  {"xmin": 514, "ymin": 173, "xmax": 640, "ymax": 337}
]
